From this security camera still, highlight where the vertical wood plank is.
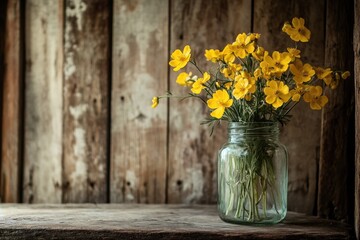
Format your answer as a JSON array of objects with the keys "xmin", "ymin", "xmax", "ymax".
[
  {"xmin": 318, "ymin": 0, "xmax": 354, "ymax": 222},
  {"xmin": 253, "ymin": 0, "xmax": 325, "ymax": 214},
  {"xmin": 1, "ymin": 0, "xmax": 21, "ymax": 203},
  {"xmin": 23, "ymin": 0, "xmax": 63, "ymax": 203},
  {"xmin": 355, "ymin": 0, "xmax": 360, "ymax": 237},
  {"xmin": 0, "ymin": 0, "xmax": 7, "ymax": 203},
  {"xmin": 62, "ymin": 0, "xmax": 110, "ymax": 203},
  {"xmin": 110, "ymin": 0, "xmax": 168, "ymax": 203},
  {"xmin": 168, "ymin": 0, "xmax": 252, "ymax": 204}
]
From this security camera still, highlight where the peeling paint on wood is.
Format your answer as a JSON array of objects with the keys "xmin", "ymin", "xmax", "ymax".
[
  {"xmin": 62, "ymin": 0, "xmax": 110, "ymax": 203},
  {"xmin": 168, "ymin": 0, "xmax": 252, "ymax": 204},
  {"xmin": 23, "ymin": 0, "xmax": 64, "ymax": 203},
  {"xmin": 110, "ymin": 0, "xmax": 168, "ymax": 203}
]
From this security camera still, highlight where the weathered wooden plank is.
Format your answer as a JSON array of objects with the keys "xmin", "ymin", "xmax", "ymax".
[
  {"xmin": 253, "ymin": 0, "xmax": 325, "ymax": 214},
  {"xmin": 355, "ymin": 0, "xmax": 360, "ymax": 238},
  {"xmin": 62, "ymin": 0, "xmax": 110, "ymax": 203},
  {"xmin": 318, "ymin": 0, "xmax": 354, "ymax": 223},
  {"xmin": 0, "ymin": 0, "xmax": 21, "ymax": 203},
  {"xmin": 110, "ymin": 0, "xmax": 168, "ymax": 203},
  {"xmin": 168, "ymin": 0, "xmax": 252, "ymax": 204},
  {"xmin": 23, "ymin": 0, "xmax": 64, "ymax": 203},
  {"xmin": 0, "ymin": 204, "xmax": 353, "ymax": 239}
]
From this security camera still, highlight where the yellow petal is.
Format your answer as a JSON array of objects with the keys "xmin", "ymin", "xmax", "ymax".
[
  {"xmin": 264, "ymin": 86, "xmax": 276, "ymax": 96},
  {"xmin": 151, "ymin": 97, "xmax": 159, "ymax": 108},
  {"xmin": 203, "ymin": 72, "xmax": 211, "ymax": 82},
  {"xmin": 292, "ymin": 93, "xmax": 301, "ymax": 102},
  {"xmin": 176, "ymin": 72, "xmax": 188, "ymax": 86},
  {"xmin": 341, "ymin": 71, "xmax": 351, "ymax": 79},
  {"xmin": 207, "ymin": 98, "xmax": 220, "ymax": 109},
  {"xmin": 303, "ymin": 92, "xmax": 312, "ymax": 102},
  {"xmin": 267, "ymin": 80, "xmax": 278, "ymax": 90},
  {"xmin": 210, "ymin": 107, "xmax": 225, "ymax": 119},
  {"xmin": 183, "ymin": 45, "xmax": 191, "ymax": 55},
  {"xmin": 319, "ymin": 95, "xmax": 329, "ymax": 106},
  {"xmin": 171, "ymin": 49, "xmax": 182, "ymax": 59},
  {"xmin": 310, "ymin": 102, "xmax": 322, "ymax": 110},
  {"xmin": 265, "ymin": 95, "xmax": 276, "ymax": 104},
  {"xmin": 292, "ymin": 17, "xmax": 300, "ymax": 28},
  {"xmin": 272, "ymin": 98, "xmax": 283, "ymax": 109},
  {"xmin": 223, "ymin": 99, "xmax": 233, "ymax": 108}
]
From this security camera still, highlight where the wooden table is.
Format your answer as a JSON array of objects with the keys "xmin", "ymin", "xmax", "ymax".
[{"xmin": 0, "ymin": 204, "xmax": 353, "ymax": 239}]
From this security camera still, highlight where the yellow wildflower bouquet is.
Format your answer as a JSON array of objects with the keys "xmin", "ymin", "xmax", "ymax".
[
  {"xmin": 152, "ymin": 17, "xmax": 350, "ymax": 224},
  {"xmin": 153, "ymin": 17, "xmax": 350, "ymax": 127}
]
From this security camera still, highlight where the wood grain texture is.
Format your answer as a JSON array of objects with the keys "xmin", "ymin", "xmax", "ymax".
[
  {"xmin": 110, "ymin": 0, "xmax": 168, "ymax": 203},
  {"xmin": 62, "ymin": 0, "xmax": 110, "ymax": 203},
  {"xmin": 168, "ymin": 0, "xmax": 252, "ymax": 204},
  {"xmin": 253, "ymin": 0, "xmax": 325, "ymax": 214},
  {"xmin": 23, "ymin": 0, "xmax": 64, "ymax": 203},
  {"xmin": 355, "ymin": 0, "xmax": 360, "ymax": 238},
  {"xmin": 0, "ymin": 0, "xmax": 21, "ymax": 203},
  {"xmin": 0, "ymin": 204, "xmax": 353, "ymax": 239},
  {"xmin": 318, "ymin": 0, "xmax": 354, "ymax": 222}
]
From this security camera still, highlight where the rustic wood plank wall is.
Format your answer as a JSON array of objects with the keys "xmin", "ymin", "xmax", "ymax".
[
  {"xmin": 23, "ymin": 0, "xmax": 64, "ymax": 203},
  {"xmin": 110, "ymin": 0, "xmax": 168, "ymax": 204},
  {"xmin": 0, "ymin": 0, "xmax": 355, "ymax": 225},
  {"xmin": 62, "ymin": 0, "xmax": 110, "ymax": 204}
]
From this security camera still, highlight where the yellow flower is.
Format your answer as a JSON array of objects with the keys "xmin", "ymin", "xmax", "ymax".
[
  {"xmin": 207, "ymin": 89, "xmax": 233, "ymax": 119},
  {"xmin": 262, "ymin": 51, "xmax": 292, "ymax": 76},
  {"xmin": 230, "ymin": 33, "xmax": 255, "ymax": 58},
  {"xmin": 176, "ymin": 72, "xmax": 196, "ymax": 87},
  {"xmin": 169, "ymin": 45, "xmax": 191, "ymax": 71},
  {"xmin": 341, "ymin": 71, "xmax": 350, "ymax": 79},
  {"xmin": 259, "ymin": 60, "xmax": 272, "ymax": 80},
  {"xmin": 315, "ymin": 67, "xmax": 332, "ymax": 80},
  {"xmin": 289, "ymin": 59, "xmax": 315, "ymax": 84},
  {"xmin": 221, "ymin": 44, "xmax": 235, "ymax": 63},
  {"xmin": 287, "ymin": 48, "xmax": 301, "ymax": 60},
  {"xmin": 303, "ymin": 86, "xmax": 328, "ymax": 110},
  {"xmin": 151, "ymin": 97, "xmax": 159, "ymax": 108},
  {"xmin": 290, "ymin": 84, "xmax": 306, "ymax": 102},
  {"xmin": 191, "ymin": 72, "xmax": 210, "ymax": 94},
  {"xmin": 254, "ymin": 68, "xmax": 262, "ymax": 78},
  {"xmin": 221, "ymin": 62, "xmax": 242, "ymax": 80},
  {"xmin": 233, "ymin": 78, "xmax": 251, "ymax": 100},
  {"xmin": 204, "ymin": 49, "xmax": 221, "ymax": 63},
  {"xmin": 252, "ymin": 46, "xmax": 265, "ymax": 61},
  {"xmin": 264, "ymin": 80, "xmax": 291, "ymax": 109},
  {"xmin": 282, "ymin": 17, "xmax": 311, "ymax": 42}
]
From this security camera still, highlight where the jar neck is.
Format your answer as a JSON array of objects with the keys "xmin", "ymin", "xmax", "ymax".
[{"xmin": 227, "ymin": 122, "xmax": 279, "ymax": 142}]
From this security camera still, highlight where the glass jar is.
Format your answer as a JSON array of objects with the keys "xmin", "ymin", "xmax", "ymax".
[{"xmin": 217, "ymin": 122, "xmax": 288, "ymax": 225}]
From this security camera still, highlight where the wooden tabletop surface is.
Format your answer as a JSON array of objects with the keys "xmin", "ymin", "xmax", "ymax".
[{"xmin": 0, "ymin": 204, "xmax": 353, "ymax": 239}]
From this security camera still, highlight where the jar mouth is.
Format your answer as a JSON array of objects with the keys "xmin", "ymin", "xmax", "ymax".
[
  {"xmin": 228, "ymin": 122, "xmax": 279, "ymax": 137},
  {"xmin": 228, "ymin": 121, "xmax": 278, "ymax": 129}
]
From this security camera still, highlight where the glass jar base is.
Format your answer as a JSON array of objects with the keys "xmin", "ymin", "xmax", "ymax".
[{"xmin": 218, "ymin": 211, "xmax": 287, "ymax": 226}]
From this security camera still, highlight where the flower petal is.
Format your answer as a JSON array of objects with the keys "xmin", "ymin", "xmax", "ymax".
[{"xmin": 210, "ymin": 107, "xmax": 225, "ymax": 119}]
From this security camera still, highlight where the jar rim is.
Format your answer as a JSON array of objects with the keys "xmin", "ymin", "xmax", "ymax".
[{"xmin": 228, "ymin": 121, "xmax": 279, "ymax": 127}]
